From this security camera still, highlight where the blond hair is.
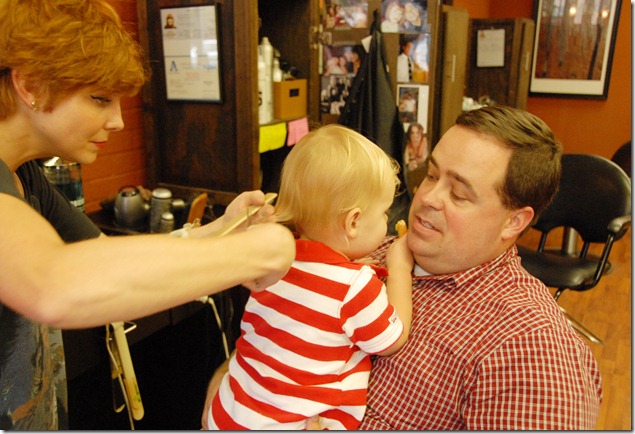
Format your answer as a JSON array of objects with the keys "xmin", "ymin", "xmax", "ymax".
[
  {"xmin": 275, "ymin": 124, "xmax": 401, "ymax": 233},
  {"xmin": 0, "ymin": 0, "xmax": 148, "ymax": 118}
]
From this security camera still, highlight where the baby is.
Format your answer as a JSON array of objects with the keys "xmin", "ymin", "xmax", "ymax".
[{"xmin": 205, "ymin": 124, "xmax": 413, "ymax": 430}]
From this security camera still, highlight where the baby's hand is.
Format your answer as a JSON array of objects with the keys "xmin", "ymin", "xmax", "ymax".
[{"xmin": 386, "ymin": 234, "xmax": 414, "ymax": 274}]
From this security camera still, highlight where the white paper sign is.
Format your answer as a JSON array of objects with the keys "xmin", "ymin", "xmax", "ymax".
[
  {"xmin": 161, "ymin": 6, "xmax": 221, "ymax": 101},
  {"xmin": 476, "ymin": 28, "xmax": 505, "ymax": 68}
]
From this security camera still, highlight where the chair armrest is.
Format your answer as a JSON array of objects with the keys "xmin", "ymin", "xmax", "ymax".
[{"xmin": 608, "ymin": 214, "xmax": 631, "ymax": 239}]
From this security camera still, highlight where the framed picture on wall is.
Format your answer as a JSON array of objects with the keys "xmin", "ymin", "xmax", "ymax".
[
  {"xmin": 529, "ymin": 0, "xmax": 621, "ymax": 99},
  {"xmin": 396, "ymin": 84, "xmax": 429, "ymax": 131},
  {"xmin": 160, "ymin": 5, "xmax": 222, "ymax": 102},
  {"xmin": 323, "ymin": 0, "xmax": 369, "ymax": 29}
]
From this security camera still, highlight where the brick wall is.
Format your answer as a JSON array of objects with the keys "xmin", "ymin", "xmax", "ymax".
[{"xmin": 82, "ymin": 0, "xmax": 147, "ymax": 213}]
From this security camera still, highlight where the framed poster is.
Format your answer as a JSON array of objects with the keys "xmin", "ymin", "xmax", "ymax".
[
  {"xmin": 529, "ymin": 0, "xmax": 621, "ymax": 99},
  {"xmin": 160, "ymin": 5, "xmax": 222, "ymax": 102}
]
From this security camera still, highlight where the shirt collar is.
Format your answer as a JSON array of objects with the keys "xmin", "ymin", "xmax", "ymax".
[
  {"xmin": 414, "ymin": 245, "xmax": 519, "ymax": 290},
  {"xmin": 295, "ymin": 237, "xmax": 388, "ymax": 278}
]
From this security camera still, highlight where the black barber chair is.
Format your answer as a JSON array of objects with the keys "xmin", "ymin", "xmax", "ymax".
[{"xmin": 517, "ymin": 153, "xmax": 632, "ymax": 344}]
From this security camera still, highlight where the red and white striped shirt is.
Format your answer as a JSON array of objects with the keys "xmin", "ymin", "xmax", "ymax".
[
  {"xmin": 360, "ymin": 237, "xmax": 602, "ymax": 430},
  {"xmin": 208, "ymin": 239, "xmax": 403, "ymax": 430}
]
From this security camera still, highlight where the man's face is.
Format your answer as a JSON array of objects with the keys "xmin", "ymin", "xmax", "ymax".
[
  {"xmin": 404, "ymin": 41, "xmax": 413, "ymax": 55},
  {"xmin": 407, "ymin": 125, "xmax": 517, "ymax": 275}
]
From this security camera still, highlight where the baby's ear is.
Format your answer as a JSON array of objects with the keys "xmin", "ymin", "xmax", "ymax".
[{"xmin": 343, "ymin": 207, "xmax": 362, "ymax": 239}]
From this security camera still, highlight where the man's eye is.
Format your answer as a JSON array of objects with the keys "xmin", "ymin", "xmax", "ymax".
[{"xmin": 451, "ymin": 191, "xmax": 467, "ymax": 201}]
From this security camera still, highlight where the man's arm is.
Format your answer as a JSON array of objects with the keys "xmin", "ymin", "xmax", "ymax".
[{"xmin": 201, "ymin": 350, "xmax": 234, "ymax": 429}]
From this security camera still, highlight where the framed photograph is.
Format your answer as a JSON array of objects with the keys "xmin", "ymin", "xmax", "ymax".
[
  {"xmin": 396, "ymin": 84, "xmax": 429, "ymax": 131},
  {"xmin": 323, "ymin": 0, "xmax": 368, "ymax": 29},
  {"xmin": 322, "ymin": 45, "xmax": 365, "ymax": 77},
  {"xmin": 320, "ymin": 75, "xmax": 355, "ymax": 115},
  {"xmin": 380, "ymin": 0, "xmax": 429, "ymax": 34},
  {"xmin": 529, "ymin": 0, "xmax": 621, "ymax": 99},
  {"xmin": 160, "ymin": 5, "xmax": 222, "ymax": 102}
]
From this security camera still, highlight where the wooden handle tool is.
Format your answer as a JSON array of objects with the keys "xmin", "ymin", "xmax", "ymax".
[
  {"xmin": 214, "ymin": 192, "xmax": 277, "ymax": 237},
  {"xmin": 111, "ymin": 321, "xmax": 144, "ymax": 421},
  {"xmin": 187, "ymin": 192, "xmax": 208, "ymax": 224}
]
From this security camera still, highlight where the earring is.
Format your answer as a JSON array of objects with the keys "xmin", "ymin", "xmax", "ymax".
[{"xmin": 30, "ymin": 100, "xmax": 37, "ymax": 111}]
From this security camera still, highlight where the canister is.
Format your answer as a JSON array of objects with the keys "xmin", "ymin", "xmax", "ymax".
[
  {"xmin": 150, "ymin": 188, "xmax": 172, "ymax": 233},
  {"xmin": 160, "ymin": 211, "xmax": 175, "ymax": 233}
]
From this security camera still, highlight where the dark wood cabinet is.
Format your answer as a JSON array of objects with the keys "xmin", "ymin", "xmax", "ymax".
[
  {"xmin": 137, "ymin": 0, "xmax": 260, "ymax": 207},
  {"xmin": 466, "ymin": 18, "xmax": 535, "ymax": 110},
  {"xmin": 432, "ymin": 5, "xmax": 469, "ymax": 145}
]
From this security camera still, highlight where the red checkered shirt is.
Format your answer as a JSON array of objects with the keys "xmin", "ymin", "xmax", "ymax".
[{"xmin": 360, "ymin": 237, "xmax": 602, "ymax": 430}]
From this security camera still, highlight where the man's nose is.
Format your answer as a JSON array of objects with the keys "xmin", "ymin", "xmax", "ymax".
[{"xmin": 417, "ymin": 182, "xmax": 443, "ymax": 210}]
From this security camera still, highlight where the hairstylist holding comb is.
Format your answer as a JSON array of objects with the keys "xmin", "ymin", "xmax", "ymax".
[{"xmin": 0, "ymin": 0, "xmax": 294, "ymax": 429}]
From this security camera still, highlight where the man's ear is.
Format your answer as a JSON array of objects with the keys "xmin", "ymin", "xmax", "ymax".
[
  {"xmin": 343, "ymin": 207, "xmax": 362, "ymax": 240},
  {"xmin": 502, "ymin": 206, "xmax": 534, "ymax": 241}
]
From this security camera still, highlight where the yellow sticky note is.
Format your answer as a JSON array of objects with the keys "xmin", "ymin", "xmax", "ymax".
[
  {"xmin": 286, "ymin": 117, "xmax": 309, "ymax": 146},
  {"xmin": 259, "ymin": 122, "xmax": 287, "ymax": 153}
]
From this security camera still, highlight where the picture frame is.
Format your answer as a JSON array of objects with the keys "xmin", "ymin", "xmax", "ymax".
[
  {"xmin": 160, "ymin": 5, "xmax": 222, "ymax": 102},
  {"xmin": 323, "ymin": 0, "xmax": 369, "ymax": 29},
  {"xmin": 396, "ymin": 84, "xmax": 429, "ymax": 131},
  {"xmin": 529, "ymin": 0, "xmax": 621, "ymax": 99}
]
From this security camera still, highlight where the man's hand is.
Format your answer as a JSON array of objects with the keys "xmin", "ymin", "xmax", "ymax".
[
  {"xmin": 201, "ymin": 354, "xmax": 232, "ymax": 429},
  {"xmin": 305, "ymin": 415, "xmax": 323, "ymax": 430}
]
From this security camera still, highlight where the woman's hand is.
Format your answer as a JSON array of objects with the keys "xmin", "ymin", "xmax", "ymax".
[
  {"xmin": 190, "ymin": 190, "xmax": 276, "ymax": 238},
  {"xmin": 222, "ymin": 190, "xmax": 276, "ymax": 227}
]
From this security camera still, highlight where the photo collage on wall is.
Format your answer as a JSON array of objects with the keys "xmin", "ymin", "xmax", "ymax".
[
  {"xmin": 320, "ymin": 0, "xmax": 368, "ymax": 115},
  {"xmin": 380, "ymin": 0, "xmax": 430, "ymax": 134},
  {"xmin": 320, "ymin": 44, "xmax": 366, "ymax": 115}
]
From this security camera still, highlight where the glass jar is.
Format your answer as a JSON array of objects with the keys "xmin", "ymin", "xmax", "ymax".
[{"xmin": 42, "ymin": 157, "xmax": 85, "ymax": 212}]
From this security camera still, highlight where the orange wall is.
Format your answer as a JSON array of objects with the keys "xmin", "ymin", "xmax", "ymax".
[
  {"xmin": 82, "ymin": 0, "xmax": 146, "ymax": 213},
  {"xmin": 455, "ymin": 0, "xmax": 632, "ymax": 159}
]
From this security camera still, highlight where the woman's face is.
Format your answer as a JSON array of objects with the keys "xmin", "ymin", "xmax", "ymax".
[
  {"xmin": 31, "ymin": 87, "xmax": 124, "ymax": 164},
  {"xmin": 409, "ymin": 126, "xmax": 424, "ymax": 144},
  {"xmin": 387, "ymin": 3, "xmax": 404, "ymax": 23},
  {"xmin": 404, "ymin": 3, "xmax": 420, "ymax": 24}
]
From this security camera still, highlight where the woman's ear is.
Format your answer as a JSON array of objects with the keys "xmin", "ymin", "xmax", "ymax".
[
  {"xmin": 343, "ymin": 207, "xmax": 362, "ymax": 240},
  {"xmin": 502, "ymin": 206, "xmax": 534, "ymax": 241},
  {"xmin": 11, "ymin": 69, "xmax": 40, "ymax": 109}
]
